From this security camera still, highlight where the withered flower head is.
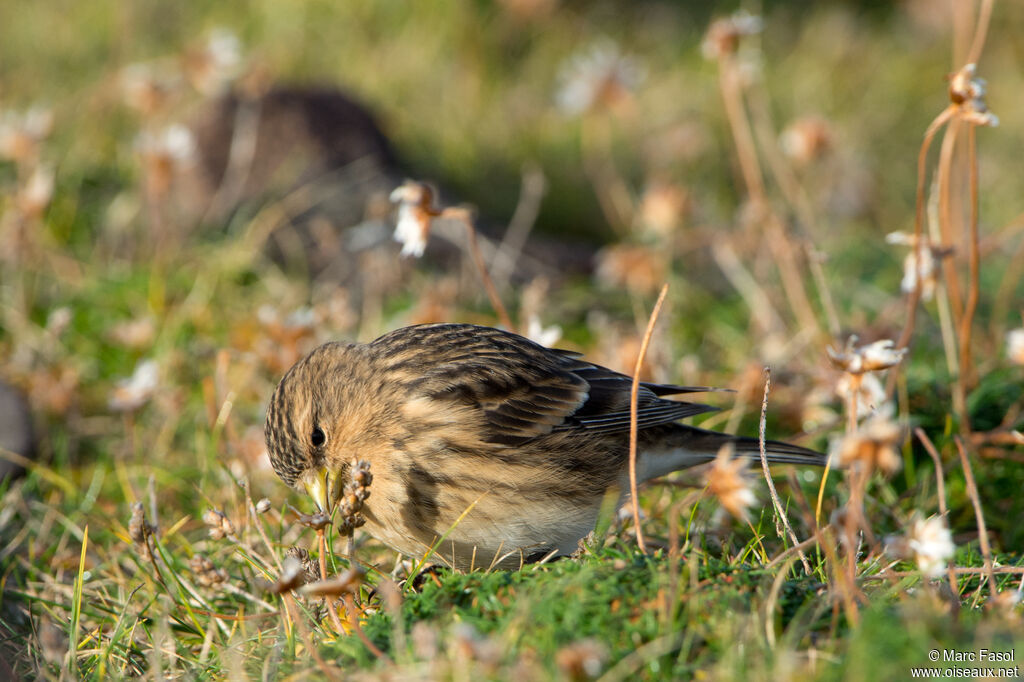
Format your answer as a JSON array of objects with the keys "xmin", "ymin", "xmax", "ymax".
[
  {"xmin": 556, "ymin": 40, "xmax": 644, "ymax": 116},
  {"xmin": 182, "ymin": 28, "xmax": 243, "ymax": 96},
  {"xmin": 780, "ymin": 116, "xmax": 832, "ymax": 165},
  {"xmin": 390, "ymin": 181, "xmax": 440, "ymax": 258},
  {"xmin": 705, "ymin": 445, "xmax": 756, "ymax": 522},
  {"xmin": 120, "ymin": 62, "xmax": 180, "ymax": 117},
  {"xmin": 949, "ymin": 63, "xmax": 998, "ymax": 127},
  {"xmin": 202, "ymin": 508, "xmax": 236, "ymax": 540},
  {"xmin": 337, "ymin": 459, "xmax": 373, "ymax": 537},
  {"xmin": 109, "ymin": 359, "xmax": 160, "ymax": 412},
  {"xmin": 702, "ymin": 10, "xmax": 763, "ymax": 61},
  {"xmin": 189, "ymin": 554, "xmax": 228, "ymax": 587},
  {"xmin": 887, "ymin": 513, "xmax": 955, "ymax": 578},
  {"xmin": 827, "ymin": 336, "xmax": 907, "ymax": 374},
  {"xmin": 833, "ymin": 416, "xmax": 903, "ymax": 476},
  {"xmin": 0, "ymin": 106, "xmax": 53, "ymax": 165}
]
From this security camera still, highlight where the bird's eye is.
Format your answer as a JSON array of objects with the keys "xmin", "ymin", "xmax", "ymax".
[{"xmin": 311, "ymin": 427, "xmax": 326, "ymax": 447}]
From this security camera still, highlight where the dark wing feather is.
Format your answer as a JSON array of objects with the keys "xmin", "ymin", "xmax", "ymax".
[{"xmin": 371, "ymin": 324, "xmax": 722, "ymax": 444}]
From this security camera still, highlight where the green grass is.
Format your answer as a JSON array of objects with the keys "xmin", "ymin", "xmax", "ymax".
[{"xmin": 2, "ymin": 1, "xmax": 1024, "ymax": 680}]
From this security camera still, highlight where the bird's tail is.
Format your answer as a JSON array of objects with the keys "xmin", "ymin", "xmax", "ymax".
[{"xmin": 639, "ymin": 424, "xmax": 826, "ymax": 482}]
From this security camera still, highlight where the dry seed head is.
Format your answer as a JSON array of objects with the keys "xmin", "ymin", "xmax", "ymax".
[
  {"xmin": 595, "ymin": 244, "xmax": 668, "ymax": 296},
  {"xmin": 202, "ymin": 508, "xmax": 235, "ymax": 539},
  {"xmin": 189, "ymin": 554, "xmax": 228, "ymax": 587},
  {"xmin": 0, "ymin": 106, "xmax": 53, "ymax": 165},
  {"xmin": 285, "ymin": 547, "xmax": 320, "ymax": 585},
  {"xmin": 702, "ymin": 10, "xmax": 763, "ymax": 61},
  {"xmin": 134, "ymin": 124, "xmax": 196, "ymax": 199},
  {"xmin": 835, "ymin": 372, "xmax": 891, "ymax": 420},
  {"xmin": 108, "ymin": 316, "xmax": 157, "ymax": 350},
  {"xmin": 638, "ymin": 181, "xmax": 690, "ymax": 237},
  {"xmin": 827, "ymin": 336, "xmax": 907, "ymax": 374},
  {"xmin": 119, "ymin": 63, "xmax": 180, "ymax": 117},
  {"xmin": 182, "ymin": 28, "xmax": 243, "ymax": 96},
  {"xmin": 555, "ymin": 40, "xmax": 644, "ymax": 116},
  {"xmin": 834, "ymin": 416, "xmax": 903, "ymax": 476},
  {"xmin": 780, "ymin": 116, "xmax": 832, "ymax": 165},
  {"xmin": 128, "ymin": 502, "xmax": 156, "ymax": 560},
  {"xmin": 338, "ymin": 459, "xmax": 373, "ymax": 536},
  {"xmin": 949, "ymin": 63, "xmax": 999, "ymax": 127},
  {"xmin": 705, "ymin": 445, "xmax": 756, "ymax": 522},
  {"xmin": 255, "ymin": 498, "xmax": 272, "ymax": 514}
]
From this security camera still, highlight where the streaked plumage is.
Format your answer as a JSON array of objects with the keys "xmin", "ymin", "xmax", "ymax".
[{"xmin": 265, "ymin": 323, "xmax": 824, "ymax": 570}]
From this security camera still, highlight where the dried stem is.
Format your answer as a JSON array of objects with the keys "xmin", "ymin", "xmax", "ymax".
[
  {"xmin": 936, "ymin": 119, "xmax": 965, "ymax": 324},
  {"xmin": 718, "ymin": 54, "xmax": 766, "ymax": 204},
  {"xmin": 628, "ymin": 283, "xmax": 669, "ymax": 554},
  {"xmin": 282, "ymin": 592, "xmax": 340, "ymax": 681},
  {"xmin": 443, "ymin": 207, "xmax": 515, "ymax": 331},
  {"xmin": 956, "ymin": 123, "xmax": 981, "ymax": 435},
  {"xmin": 343, "ymin": 593, "xmax": 391, "ymax": 663},
  {"xmin": 966, "ymin": 0, "xmax": 995, "ymax": 65},
  {"xmin": 954, "ymin": 437, "xmax": 998, "ymax": 602},
  {"xmin": 894, "ymin": 106, "xmax": 955, "ymax": 354},
  {"xmin": 316, "ymin": 528, "xmax": 346, "ymax": 634},
  {"xmin": 757, "ymin": 367, "xmax": 811, "ymax": 574}
]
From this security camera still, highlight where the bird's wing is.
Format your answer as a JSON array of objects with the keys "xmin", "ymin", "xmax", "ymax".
[{"xmin": 372, "ymin": 324, "xmax": 720, "ymax": 446}]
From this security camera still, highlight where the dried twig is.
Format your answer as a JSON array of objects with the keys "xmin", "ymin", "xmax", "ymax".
[
  {"xmin": 628, "ymin": 283, "xmax": 669, "ymax": 554},
  {"xmin": 443, "ymin": 207, "xmax": 515, "ymax": 331},
  {"xmin": 757, "ymin": 368, "xmax": 811, "ymax": 573}
]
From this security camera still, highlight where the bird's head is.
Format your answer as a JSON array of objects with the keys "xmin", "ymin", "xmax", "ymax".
[{"xmin": 264, "ymin": 342, "xmax": 356, "ymax": 514}]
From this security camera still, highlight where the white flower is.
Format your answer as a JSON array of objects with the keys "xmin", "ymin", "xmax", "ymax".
[
  {"xmin": 0, "ymin": 106, "xmax": 53, "ymax": 163},
  {"xmin": 827, "ymin": 336, "xmax": 907, "ymax": 374},
  {"xmin": 185, "ymin": 28, "xmax": 243, "ymax": 96},
  {"xmin": 393, "ymin": 202, "xmax": 429, "ymax": 257},
  {"xmin": 109, "ymin": 360, "xmax": 160, "ymax": 412},
  {"xmin": 389, "ymin": 182, "xmax": 438, "ymax": 258},
  {"xmin": 1007, "ymin": 328, "xmax": 1024, "ymax": 366},
  {"xmin": 907, "ymin": 515, "xmax": 955, "ymax": 578},
  {"xmin": 556, "ymin": 40, "xmax": 644, "ymax": 115},
  {"xmin": 525, "ymin": 315, "xmax": 562, "ymax": 348},
  {"xmin": 135, "ymin": 124, "xmax": 196, "ymax": 162}
]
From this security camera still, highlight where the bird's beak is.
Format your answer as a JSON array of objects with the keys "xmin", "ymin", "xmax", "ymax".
[{"xmin": 301, "ymin": 467, "xmax": 338, "ymax": 515}]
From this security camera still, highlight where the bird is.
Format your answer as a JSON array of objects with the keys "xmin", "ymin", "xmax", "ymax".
[{"xmin": 265, "ymin": 323, "xmax": 825, "ymax": 570}]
